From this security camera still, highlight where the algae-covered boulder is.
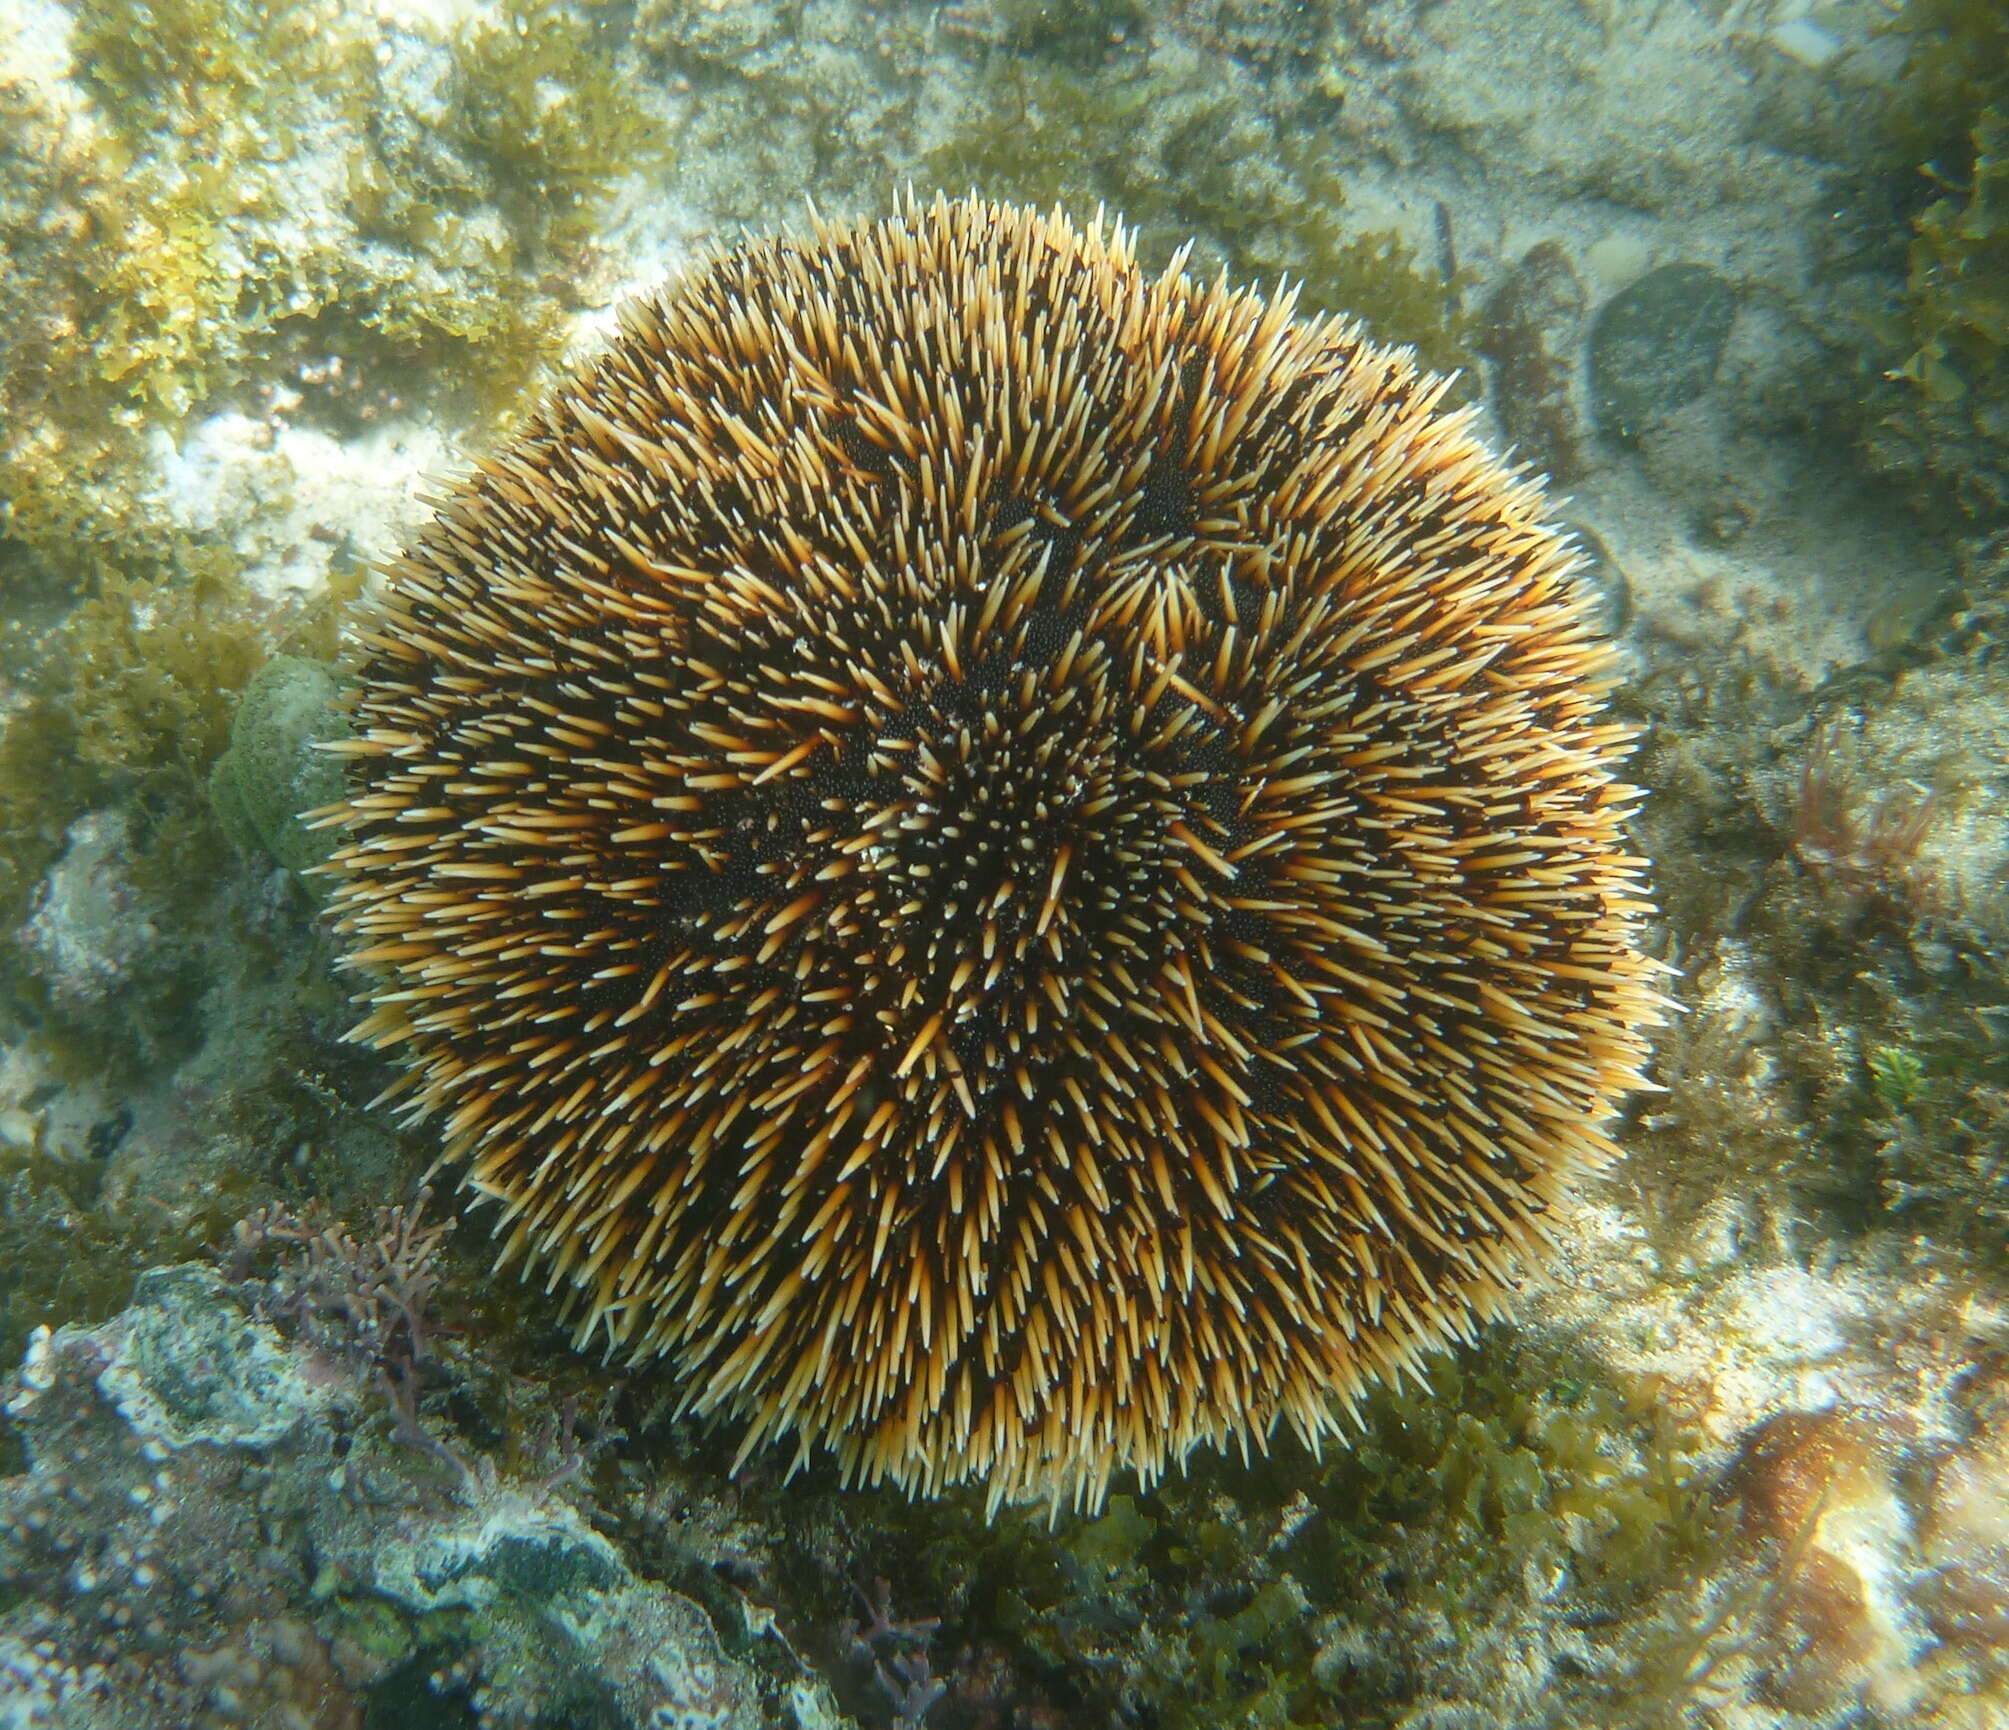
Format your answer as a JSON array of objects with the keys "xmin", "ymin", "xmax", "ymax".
[
  {"xmin": 208, "ymin": 652, "xmax": 350, "ymax": 873},
  {"xmin": 0, "ymin": 1262, "xmax": 767, "ymax": 1730},
  {"xmin": 1589, "ymin": 261, "xmax": 1738, "ymax": 442}
]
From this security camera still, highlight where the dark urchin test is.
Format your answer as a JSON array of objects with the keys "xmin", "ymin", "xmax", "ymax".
[{"xmin": 321, "ymin": 194, "xmax": 1663, "ymax": 1514}]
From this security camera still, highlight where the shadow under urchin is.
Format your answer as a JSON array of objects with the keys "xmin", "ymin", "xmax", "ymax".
[{"xmin": 320, "ymin": 194, "xmax": 1662, "ymax": 1514}]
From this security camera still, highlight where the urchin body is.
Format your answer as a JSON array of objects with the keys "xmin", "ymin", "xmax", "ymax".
[{"xmin": 326, "ymin": 197, "xmax": 1659, "ymax": 1511}]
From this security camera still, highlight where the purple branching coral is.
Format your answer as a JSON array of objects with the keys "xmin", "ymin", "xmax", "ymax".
[
  {"xmin": 845, "ymin": 1577, "xmax": 947, "ymax": 1728},
  {"xmin": 225, "ymin": 1189, "xmax": 455, "ymax": 1472}
]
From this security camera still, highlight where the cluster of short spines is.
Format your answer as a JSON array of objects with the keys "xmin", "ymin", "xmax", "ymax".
[{"xmin": 324, "ymin": 195, "xmax": 1661, "ymax": 1512}]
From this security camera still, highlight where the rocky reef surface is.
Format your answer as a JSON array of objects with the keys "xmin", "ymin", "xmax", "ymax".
[
  {"xmin": 3, "ymin": 1, "xmax": 2008, "ymax": 1726},
  {"xmin": 1, "ymin": 1261, "xmax": 769, "ymax": 1729}
]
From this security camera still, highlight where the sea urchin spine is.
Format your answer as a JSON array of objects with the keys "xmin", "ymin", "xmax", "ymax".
[{"xmin": 321, "ymin": 195, "xmax": 1662, "ymax": 1512}]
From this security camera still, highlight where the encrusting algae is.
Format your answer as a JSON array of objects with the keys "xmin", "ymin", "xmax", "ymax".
[{"xmin": 318, "ymin": 194, "xmax": 1664, "ymax": 1514}]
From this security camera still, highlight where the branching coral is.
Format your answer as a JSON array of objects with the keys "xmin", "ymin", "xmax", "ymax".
[{"xmin": 227, "ymin": 1190, "xmax": 451, "ymax": 1382}]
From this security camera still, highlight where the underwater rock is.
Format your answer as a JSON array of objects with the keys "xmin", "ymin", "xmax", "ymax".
[
  {"xmin": 0, "ymin": 1265, "xmax": 763, "ymax": 1729},
  {"xmin": 1919, "ymin": 1398, "xmax": 2009, "ymax": 1650},
  {"xmin": 1590, "ymin": 262, "xmax": 1738, "ymax": 442},
  {"xmin": 90, "ymin": 1264, "xmax": 324, "ymax": 1452},
  {"xmin": 369, "ymin": 1492, "xmax": 629, "ymax": 1614},
  {"xmin": 354, "ymin": 1490, "xmax": 759, "ymax": 1729},
  {"xmin": 207, "ymin": 653, "xmax": 351, "ymax": 876},
  {"xmin": 1731, "ymin": 1409, "xmax": 1916, "ymax": 1716},
  {"xmin": 17, "ymin": 811, "xmax": 163, "ymax": 1013},
  {"xmin": 1480, "ymin": 239, "xmax": 1589, "ymax": 482},
  {"xmin": 0, "ymin": 1270, "xmax": 343, "ymax": 1728},
  {"xmin": 0, "ymin": 1633, "xmax": 99, "ymax": 1725}
]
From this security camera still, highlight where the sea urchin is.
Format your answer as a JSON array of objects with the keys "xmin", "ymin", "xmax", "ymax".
[{"xmin": 323, "ymin": 196, "xmax": 1661, "ymax": 1511}]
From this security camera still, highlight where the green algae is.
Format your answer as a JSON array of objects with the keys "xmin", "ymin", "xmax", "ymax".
[
  {"xmin": 347, "ymin": 0, "xmax": 671, "ymax": 418},
  {"xmin": 1899, "ymin": 105, "xmax": 2009, "ymax": 511},
  {"xmin": 66, "ymin": 0, "xmax": 346, "ymax": 133},
  {"xmin": 0, "ymin": 73, "xmax": 216, "ymax": 592},
  {"xmin": 0, "ymin": 569, "xmax": 271, "ymax": 946},
  {"xmin": 1299, "ymin": 1343, "xmax": 1721, "ymax": 1624},
  {"xmin": 445, "ymin": 0, "xmax": 671, "ymax": 259},
  {"xmin": 918, "ymin": 53, "xmax": 1477, "ymax": 379},
  {"xmin": 1868, "ymin": 1043, "xmax": 1928, "ymax": 1111},
  {"xmin": 0, "ymin": 0, "xmax": 668, "ymax": 603},
  {"xmin": 712, "ymin": 1334, "xmax": 1727, "ymax": 1729},
  {"xmin": 0, "ymin": 3, "xmax": 367, "ymax": 575},
  {"xmin": 918, "ymin": 53, "xmax": 1154, "ymax": 217},
  {"xmin": 208, "ymin": 652, "xmax": 353, "ymax": 875},
  {"xmin": 1870, "ymin": 0, "xmax": 2009, "ymax": 520}
]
